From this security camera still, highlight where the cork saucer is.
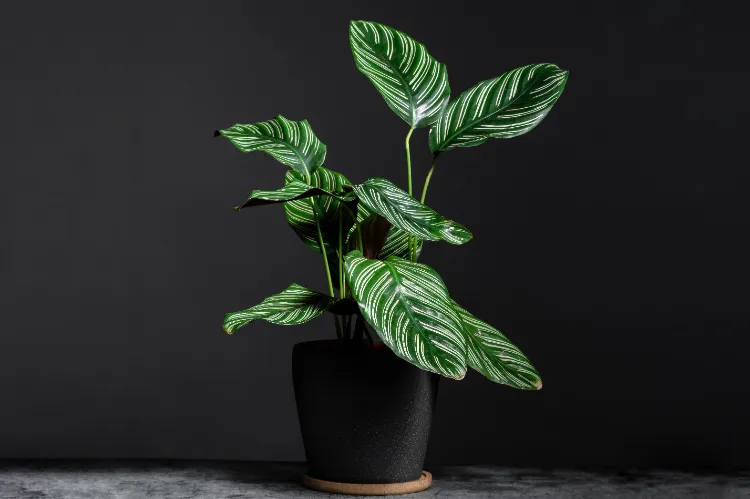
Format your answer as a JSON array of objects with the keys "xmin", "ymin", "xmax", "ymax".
[{"xmin": 302, "ymin": 471, "xmax": 432, "ymax": 495}]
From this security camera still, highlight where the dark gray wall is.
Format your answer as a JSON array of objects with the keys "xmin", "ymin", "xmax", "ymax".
[{"xmin": 2, "ymin": 0, "xmax": 748, "ymax": 469}]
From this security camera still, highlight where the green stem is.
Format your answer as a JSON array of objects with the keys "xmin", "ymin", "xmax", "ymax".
[
  {"xmin": 306, "ymin": 174, "xmax": 335, "ymax": 297},
  {"xmin": 405, "ymin": 127, "xmax": 415, "ymax": 195},
  {"xmin": 405, "ymin": 127, "xmax": 415, "ymax": 262},
  {"xmin": 420, "ymin": 155, "xmax": 440, "ymax": 204},
  {"xmin": 338, "ymin": 214, "xmax": 345, "ymax": 298}
]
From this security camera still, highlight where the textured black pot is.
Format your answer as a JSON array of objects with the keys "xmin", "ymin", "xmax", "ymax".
[{"xmin": 292, "ymin": 339, "xmax": 439, "ymax": 485}]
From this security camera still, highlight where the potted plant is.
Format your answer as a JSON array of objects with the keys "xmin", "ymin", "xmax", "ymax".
[{"xmin": 215, "ymin": 20, "xmax": 568, "ymax": 495}]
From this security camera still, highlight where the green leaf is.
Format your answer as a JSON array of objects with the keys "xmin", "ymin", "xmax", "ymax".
[
  {"xmin": 345, "ymin": 251, "xmax": 467, "ymax": 379},
  {"xmin": 234, "ymin": 181, "xmax": 355, "ymax": 211},
  {"xmin": 351, "ymin": 202, "xmax": 423, "ymax": 260},
  {"xmin": 339, "ymin": 207, "xmax": 422, "ymax": 289},
  {"xmin": 353, "ymin": 178, "xmax": 471, "ymax": 245},
  {"xmin": 217, "ymin": 115, "xmax": 327, "ymax": 177},
  {"xmin": 379, "ymin": 227, "xmax": 422, "ymax": 259},
  {"xmin": 284, "ymin": 167, "xmax": 355, "ymax": 253},
  {"xmin": 223, "ymin": 284, "xmax": 336, "ymax": 333},
  {"xmin": 350, "ymin": 20, "xmax": 450, "ymax": 128},
  {"xmin": 429, "ymin": 63, "xmax": 568, "ymax": 153},
  {"xmin": 453, "ymin": 301, "xmax": 543, "ymax": 390}
]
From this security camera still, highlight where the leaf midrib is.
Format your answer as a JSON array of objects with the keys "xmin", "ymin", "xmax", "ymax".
[
  {"xmin": 256, "ymin": 134, "xmax": 313, "ymax": 177},
  {"xmin": 362, "ymin": 182, "xmax": 465, "ymax": 240},
  {"xmin": 459, "ymin": 309, "xmax": 539, "ymax": 387},
  {"xmin": 363, "ymin": 33, "xmax": 418, "ymax": 126},
  {"xmin": 436, "ymin": 69, "xmax": 550, "ymax": 151},
  {"xmin": 382, "ymin": 260, "xmax": 443, "ymax": 365}
]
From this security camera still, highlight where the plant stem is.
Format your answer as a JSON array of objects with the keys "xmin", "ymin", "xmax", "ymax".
[
  {"xmin": 420, "ymin": 155, "xmax": 440, "ymax": 204},
  {"xmin": 412, "ymin": 156, "xmax": 441, "ymax": 263},
  {"xmin": 338, "ymin": 214, "xmax": 345, "ymax": 298},
  {"xmin": 405, "ymin": 127, "xmax": 415, "ymax": 195},
  {"xmin": 405, "ymin": 127, "xmax": 415, "ymax": 262},
  {"xmin": 306, "ymin": 174, "xmax": 335, "ymax": 297},
  {"xmin": 312, "ymin": 204, "xmax": 334, "ymax": 297}
]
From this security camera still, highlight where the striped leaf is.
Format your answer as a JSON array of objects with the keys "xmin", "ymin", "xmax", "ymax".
[
  {"xmin": 223, "ymin": 284, "xmax": 336, "ymax": 334},
  {"xmin": 217, "ymin": 115, "xmax": 326, "ymax": 177},
  {"xmin": 351, "ymin": 201, "xmax": 423, "ymax": 260},
  {"xmin": 345, "ymin": 251, "xmax": 467, "ymax": 379},
  {"xmin": 284, "ymin": 167, "xmax": 354, "ymax": 253},
  {"xmin": 350, "ymin": 20, "xmax": 450, "ymax": 128},
  {"xmin": 429, "ymin": 63, "xmax": 568, "ymax": 153},
  {"xmin": 234, "ymin": 181, "xmax": 355, "ymax": 211},
  {"xmin": 353, "ymin": 178, "xmax": 471, "ymax": 244},
  {"xmin": 379, "ymin": 227, "xmax": 422, "ymax": 259},
  {"xmin": 453, "ymin": 301, "xmax": 542, "ymax": 390}
]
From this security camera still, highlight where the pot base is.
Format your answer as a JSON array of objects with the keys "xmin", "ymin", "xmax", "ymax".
[{"xmin": 302, "ymin": 471, "xmax": 432, "ymax": 496}]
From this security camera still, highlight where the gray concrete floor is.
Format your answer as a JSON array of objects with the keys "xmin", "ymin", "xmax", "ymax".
[{"xmin": 0, "ymin": 461, "xmax": 748, "ymax": 498}]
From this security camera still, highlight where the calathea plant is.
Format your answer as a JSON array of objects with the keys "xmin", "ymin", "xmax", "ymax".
[{"xmin": 216, "ymin": 20, "xmax": 568, "ymax": 389}]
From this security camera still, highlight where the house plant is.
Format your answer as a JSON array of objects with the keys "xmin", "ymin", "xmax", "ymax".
[{"xmin": 215, "ymin": 20, "xmax": 568, "ymax": 495}]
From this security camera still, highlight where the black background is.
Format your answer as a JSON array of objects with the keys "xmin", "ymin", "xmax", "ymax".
[{"xmin": 2, "ymin": 0, "xmax": 748, "ymax": 469}]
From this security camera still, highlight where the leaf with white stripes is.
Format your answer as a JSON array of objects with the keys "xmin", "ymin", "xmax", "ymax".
[
  {"xmin": 429, "ymin": 63, "xmax": 568, "ymax": 153},
  {"xmin": 453, "ymin": 300, "xmax": 542, "ymax": 390},
  {"xmin": 216, "ymin": 115, "xmax": 327, "ymax": 177},
  {"xmin": 350, "ymin": 20, "xmax": 450, "ymax": 128},
  {"xmin": 234, "ymin": 181, "xmax": 355, "ymax": 211},
  {"xmin": 379, "ymin": 227, "xmax": 422, "ymax": 259},
  {"xmin": 351, "ymin": 201, "xmax": 423, "ymax": 260},
  {"xmin": 345, "ymin": 251, "xmax": 467, "ymax": 379},
  {"xmin": 353, "ymin": 178, "xmax": 471, "ymax": 245},
  {"xmin": 223, "ymin": 284, "xmax": 336, "ymax": 334},
  {"xmin": 284, "ymin": 167, "xmax": 354, "ymax": 253}
]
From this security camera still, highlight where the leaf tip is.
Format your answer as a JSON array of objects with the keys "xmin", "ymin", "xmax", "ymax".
[
  {"xmin": 232, "ymin": 205, "xmax": 242, "ymax": 212},
  {"xmin": 213, "ymin": 129, "xmax": 221, "ymax": 137},
  {"xmin": 534, "ymin": 380, "xmax": 543, "ymax": 390}
]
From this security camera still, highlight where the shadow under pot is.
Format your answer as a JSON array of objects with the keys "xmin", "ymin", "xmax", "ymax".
[{"xmin": 292, "ymin": 339, "xmax": 439, "ymax": 495}]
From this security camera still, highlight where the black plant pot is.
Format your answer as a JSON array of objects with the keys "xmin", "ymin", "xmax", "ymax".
[{"xmin": 292, "ymin": 339, "xmax": 439, "ymax": 494}]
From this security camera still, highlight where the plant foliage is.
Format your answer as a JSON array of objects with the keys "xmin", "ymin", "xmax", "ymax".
[
  {"xmin": 429, "ymin": 63, "xmax": 568, "ymax": 153},
  {"xmin": 223, "ymin": 284, "xmax": 338, "ymax": 333},
  {"xmin": 214, "ymin": 20, "xmax": 569, "ymax": 388},
  {"xmin": 345, "ymin": 251, "xmax": 467, "ymax": 379},
  {"xmin": 350, "ymin": 20, "xmax": 449, "ymax": 128}
]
